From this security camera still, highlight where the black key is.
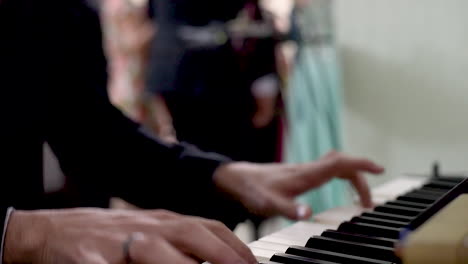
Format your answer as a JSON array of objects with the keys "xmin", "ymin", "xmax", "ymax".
[
  {"xmin": 361, "ymin": 212, "xmax": 413, "ymax": 222},
  {"xmin": 385, "ymin": 200, "xmax": 429, "ymax": 209},
  {"xmin": 434, "ymin": 176, "xmax": 467, "ymax": 183},
  {"xmin": 321, "ymin": 230, "xmax": 396, "ymax": 248},
  {"xmin": 396, "ymin": 193, "xmax": 437, "ymax": 204},
  {"xmin": 403, "ymin": 191, "xmax": 443, "ymax": 202},
  {"xmin": 285, "ymin": 246, "xmax": 395, "ymax": 264},
  {"xmin": 270, "ymin": 253, "xmax": 339, "ymax": 264},
  {"xmin": 305, "ymin": 236, "xmax": 399, "ymax": 263},
  {"xmin": 374, "ymin": 205, "xmax": 424, "ymax": 217},
  {"xmin": 338, "ymin": 221, "xmax": 402, "ymax": 239},
  {"xmin": 407, "ymin": 190, "xmax": 443, "ymax": 199},
  {"xmin": 424, "ymin": 180, "xmax": 458, "ymax": 190},
  {"xmin": 418, "ymin": 187, "xmax": 448, "ymax": 194},
  {"xmin": 351, "ymin": 216, "xmax": 408, "ymax": 228},
  {"xmin": 428, "ymin": 179, "xmax": 460, "ymax": 187}
]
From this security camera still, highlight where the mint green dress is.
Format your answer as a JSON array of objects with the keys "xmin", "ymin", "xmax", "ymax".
[{"xmin": 285, "ymin": 0, "xmax": 349, "ymax": 215}]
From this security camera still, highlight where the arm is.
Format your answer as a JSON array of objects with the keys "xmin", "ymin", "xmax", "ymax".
[
  {"xmin": 145, "ymin": 94, "xmax": 178, "ymax": 143},
  {"xmin": 44, "ymin": 0, "xmax": 248, "ymax": 227}
]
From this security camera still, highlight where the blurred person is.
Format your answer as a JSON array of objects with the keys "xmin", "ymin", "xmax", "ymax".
[
  {"xmin": 100, "ymin": 0, "xmax": 154, "ymax": 123},
  {"xmin": 146, "ymin": 0, "xmax": 282, "ymax": 161},
  {"xmin": 284, "ymin": 0, "xmax": 348, "ymax": 214},
  {"xmin": 0, "ymin": 0, "xmax": 384, "ymax": 263}
]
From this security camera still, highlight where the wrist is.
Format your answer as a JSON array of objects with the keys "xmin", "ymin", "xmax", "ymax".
[
  {"xmin": 4, "ymin": 210, "xmax": 47, "ymax": 263},
  {"xmin": 212, "ymin": 161, "xmax": 254, "ymax": 197}
]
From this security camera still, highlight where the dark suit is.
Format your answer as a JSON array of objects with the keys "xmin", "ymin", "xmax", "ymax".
[{"xmin": 0, "ymin": 0, "xmax": 248, "ymax": 235}]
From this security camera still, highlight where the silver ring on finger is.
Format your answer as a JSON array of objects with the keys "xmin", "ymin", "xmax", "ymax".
[{"xmin": 123, "ymin": 232, "xmax": 143, "ymax": 264}]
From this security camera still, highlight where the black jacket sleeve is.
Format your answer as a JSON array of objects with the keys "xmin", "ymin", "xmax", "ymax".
[
  {"xmin": 41, "ymin": 0, "xmax": 248, "ymax": 228},
  {"xmin": 0, "ymin": 206, "xmax": 7, "ymax": 237}
]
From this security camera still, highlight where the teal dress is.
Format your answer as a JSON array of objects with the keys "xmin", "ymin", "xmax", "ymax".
[{"xmin": 285, "ymin": 0, "xmax": 349, "ymax": 215}]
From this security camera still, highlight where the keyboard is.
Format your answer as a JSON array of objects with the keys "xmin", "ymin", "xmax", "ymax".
[{"xmin": 249, "ymin": 175, "xmax": 468, "ymax": 264}]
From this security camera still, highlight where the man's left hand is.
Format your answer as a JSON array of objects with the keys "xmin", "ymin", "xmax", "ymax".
[{"xmin": 213, "ymin": 151, "xmax": 384, "ymax": 220}]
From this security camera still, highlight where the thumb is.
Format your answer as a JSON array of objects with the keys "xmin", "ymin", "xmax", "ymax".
[{"xmin": 269, "ymin": 194, "xmax": 312, "ymax": 220}]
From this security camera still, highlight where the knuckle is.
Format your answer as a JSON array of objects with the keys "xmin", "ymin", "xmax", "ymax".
[
  {"xmin": 262, "ymin": 195, "xmax": 275, "ymax": 209},
  {"xmin": 150, "ymin": 209, "xmax": 179, "ymax": 219},
  {"xmin": 179, "ymin": 219, "xmax": 201, "ymax": 234},
  {"xmin": 206, "ymin": 219, "xmax": 227, "ymax": 232}
]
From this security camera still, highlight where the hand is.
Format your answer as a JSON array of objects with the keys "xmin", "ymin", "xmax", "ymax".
[
  {"xmin": 213, "ymin": 151, "xmax": 384, "ymax": 220},
  {"xmin": 252, "ymin": 108, "xmax": 275, "ymax": 128},
  {"xmin": 158, "ymin": 125, "xmax": 178, "ymax": 144},
  {"xmin": 4, "ymin": 209, "xmax": 257, "ymax": 264}
]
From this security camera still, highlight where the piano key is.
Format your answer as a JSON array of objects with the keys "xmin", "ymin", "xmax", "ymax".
[
  {"xmin": 370, "ymin": 196, "xmax": 392, "ymax": 205},
  {"xmin": 427, "ymin": 179, "xmax": 460, "ymax": 187},
  {"xmin": 270, "ymin": 253, "xmax": 339, "ymax": 264},
  {"xmin": 418, "ymin": 187, "xmax": 449, "ymax": 194},
  {"xmin": 360, "ymin": 211, "xmax": 414, "ymax": 222},
  {"xmin": 205, "ymin": 246, "xmax": 280, "ymax": 264},
  {"xmin": 259, "ymin": 222, "xmax": 336, "ymax": 247},
  {"xmin": 371, "ymin": 177, "xmax": 426, "ymax": 200},
  {"xmin": 250, "ymin": 247, "xmax": 278, "ymax": 261},
  {"xmin": 285, "ymin": 246, "xmax": 395, "ymax": 264},
  {"xmin": 261, "ymin": 235, "xmax": 307, "ymax": 247},
  {"xmin": 321, "ymin": 230, "xmax": 396, "ymax": 248},
  {"xmin": 384, "ymin": 200, "xmax": 430, "ymax": 209},
  {"xmin": 433, "ymin": 176, "xmax": 467, "ymax": 183},
  {"xmin": 373, "ymin": 204, "xmax": 424, "ymax": 217},
  {"xmin": 313, "ymin": 206, "xmax": 369, "ymax": 225},
  {"xmin": 338, "ymin": 221, "xmax": 402, "ymax": 239},
  {"xmin": 304, "ymin": 236, "xmax": 399, "ymax": 263},
  {"xmin": 350, "ymin": 216, "xmax": 407, "ymax": 228},
  {"xmin": 402, "ymin": 191, "xmax": 443, "ymax": 202},
  {"xmin": 396, "ymin": 193, "xmax": 437, "ymax": 204},
  {"xmin": 411, "ymin": 189, "xmax": 446, "ymax": 197},
  {"xmin": 423, "ymin": 180, "xmax": 459, "ymax": 190},
  {"xmin": 250, "ymin": 240, "xmax": 290, "ymax": 252}
]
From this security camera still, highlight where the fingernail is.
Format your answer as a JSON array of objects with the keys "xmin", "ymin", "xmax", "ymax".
[{"xmin": 296, "ymin": 204, "xmax": 309, "ymax": 219}]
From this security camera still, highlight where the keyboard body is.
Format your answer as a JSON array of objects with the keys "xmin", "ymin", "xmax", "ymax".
[{"xmin": 249, "ymin": 176, "xmax": 467, "ymax": 264}]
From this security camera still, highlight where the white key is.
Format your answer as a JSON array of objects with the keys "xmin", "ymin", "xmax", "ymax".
[
  {"xmin": 372, "ymin": 177, "xmax": 426, "ymax": 200},
  {"xmin": 260, "ymin": 221, "xmax": 335, "ymax": 246},
  {"xmin": 350, "ymin": 176, "xmax": 426, "ymax": 206},
  {"xmin": 260, "ymin": 235, "xmax": 305, "ymax": 247},
  {"xmin": 204, "ymin": 247, "xmax": 277, "ymax": 263},
  {"xmin": 249, "ymin": 240, "xmax": 290, "ymax": 252},
  {"xmin": 249, "ymin": 247, "xmax": 277, "ymax": 261},
  {"xmin": 312, "ymin": 205, "xmax": 370, "ymax": 225}
]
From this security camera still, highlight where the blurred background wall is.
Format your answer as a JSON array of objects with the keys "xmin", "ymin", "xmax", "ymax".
[{"xmin": 335, "ymin": 0, "xmax": 468, "ymax": 186}]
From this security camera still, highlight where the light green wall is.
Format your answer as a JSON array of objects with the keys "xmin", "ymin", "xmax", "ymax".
[{"xmin": 335, "ymin": 0, "xmax": 468, "ymax": 185}]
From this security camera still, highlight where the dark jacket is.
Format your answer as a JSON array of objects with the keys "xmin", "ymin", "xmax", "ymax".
[{"xmin": 0, "ymin": 0, "xmax": 248, "ymax": 236}]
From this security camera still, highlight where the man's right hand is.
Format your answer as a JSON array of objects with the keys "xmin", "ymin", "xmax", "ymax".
[{"xmin": 4, "ymin": 208, "xmax": 257, "ymax": 264}]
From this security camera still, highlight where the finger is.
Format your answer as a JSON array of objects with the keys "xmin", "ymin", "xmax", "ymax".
[
  {"xmin": 145, "ymin": 209, "xmax": 180, "ymax": 220},
  {"xmin": 345, "ymin": 158, "xmax": 384, "ymax": 174},
  {"xmin": 169, "ymin": 222, "xmax": 252, "ymax": 264},
  {"xmin": 349, "ymin": 174, "xmax": 373, "ymax": 208},
  {"xmin": 131, "ymin": 234, "xmax": 197, "ymax": 264},
  {"xmin": 200, "ymin": 219, "xmax": 257, "ymax": 264},
  {"xmin": 268, "ymin": 193, "xmax": 312, "ymax": 220},
  {"xmin": 83, "ymin": 252, "xmax": 109, "ymax": 264}
]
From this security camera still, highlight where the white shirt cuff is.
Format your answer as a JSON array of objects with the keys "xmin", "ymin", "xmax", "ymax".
[{"xmin": 1, "ymin": 207, "xmax": 15, "ymax": 264}]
